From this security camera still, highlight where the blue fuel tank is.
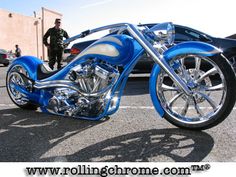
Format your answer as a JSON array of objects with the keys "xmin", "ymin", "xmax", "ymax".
[{"xmin": 76, "ymin": 34, "xmax": 135, "ymax": 66}]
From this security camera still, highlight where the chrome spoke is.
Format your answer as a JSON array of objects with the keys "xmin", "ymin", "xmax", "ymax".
[
  {"xmin": 204, "ymin": 84, "xmax": 224, "ymax": 91},
  {"xmin": 12, "ymin": 75, "xmax": 17, "ymax": 84},
  {"xmin": 194, "ymin": 57, "xmax": 201, "ymax": 79},
  {"xmin": 179, "ymin": 58, "xmax": 189, "ymax": 80},
  {"xmin": 197, "ymin": 67, "xmax": 217, "ymax": 83},
  {"xmin": 168, "ymin": 92, "xmax": 183, "ymax": 108},
  {"xmin": 193, "ymin": 97, "xmax": 204, "ymax": 117},
  {"xmin": 162, "ymin": 84, "xmax": 179, "ymax": 91},
  {"xmin": 181, "ymin": 99, "xmax": 189, "ymax": 116},
  {"xmin": 196, "ymin": 91, "xmax": 217, "ymax": 110},
  {"xmin": 195, "ymin": 56, "xmax": 201, "ymax": 71}
]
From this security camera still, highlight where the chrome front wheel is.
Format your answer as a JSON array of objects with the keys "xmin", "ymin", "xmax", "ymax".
[{"xmin": 156, "ymin": 54, "xmax": 236, "ymax": 129}]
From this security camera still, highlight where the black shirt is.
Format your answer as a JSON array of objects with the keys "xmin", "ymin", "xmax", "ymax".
[
  {"xmin": 15, "ymin": 48, "xmax": 21, "ymax": 57},
  {"xmin": 43, "ymin": 27, "xmax": 69, "ymax": 50}
]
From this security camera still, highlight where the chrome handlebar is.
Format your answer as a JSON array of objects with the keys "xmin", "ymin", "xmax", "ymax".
[{"xmin": 63, "ymin": 23, "xmax": 131, "ymax": 44}]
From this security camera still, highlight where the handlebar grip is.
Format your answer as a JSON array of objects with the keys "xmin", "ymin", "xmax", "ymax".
[{"xmin": 81, "ymin": 30, "xmax": 90, "ymax": 38}]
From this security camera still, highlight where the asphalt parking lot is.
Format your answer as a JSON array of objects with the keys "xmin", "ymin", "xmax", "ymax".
[{"xmin": 0, "ymin": 65, "xmax": 236, "ymax": 162}]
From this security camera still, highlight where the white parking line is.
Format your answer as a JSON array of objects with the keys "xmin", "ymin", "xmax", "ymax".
[
  {"xmin": 120, "ymin": 106, "xmax": 155, "ymax": 109},
  {"xmin": 0, "ymin": 104, "xmax": 16, "ymax": 107},
  {"xmin": 120, "ymin": 106, "xmax": 236, "ymax": 110},
  {"xmin": 0, "ymin": 104, "xmax": 236, "ymax": 110}
]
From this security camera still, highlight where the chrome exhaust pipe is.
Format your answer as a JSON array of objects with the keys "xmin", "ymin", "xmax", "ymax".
[{"xmin": 33, "ymin": 80, "xmax": 112, "ymax": 97}]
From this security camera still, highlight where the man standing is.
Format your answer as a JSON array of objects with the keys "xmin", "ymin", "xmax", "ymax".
[
  {"xmin": 43, "ymin": 18, "xmax": 69, "ymax": 70},
  {"xmin": 15, "ymin": 44, "xmax": 21, "ymax": 57}
]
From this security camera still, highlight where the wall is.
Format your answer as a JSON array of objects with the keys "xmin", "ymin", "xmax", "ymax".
[{"xmin": 0, "ymin": 8, "xmax": 62, "ymax": 60}]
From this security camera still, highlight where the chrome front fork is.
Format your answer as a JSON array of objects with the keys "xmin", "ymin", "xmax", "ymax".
[{"xmin": 127, "ymin": 25, "xmax": 192, "ymax": 96}]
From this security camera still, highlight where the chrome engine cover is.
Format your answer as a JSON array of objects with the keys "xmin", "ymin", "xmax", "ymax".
[
  {"xmin": 68, "ymin": 61, "xmax": 119, "ymax": 94},
  {"xmin": 48, "ymin": 61, "xmax": 119, "ymax": 118}
]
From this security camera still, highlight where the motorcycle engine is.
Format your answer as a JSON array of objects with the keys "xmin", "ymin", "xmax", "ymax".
[{"xmin": 48, "ymin": 60, "xmax": 119, "ymax": 118}]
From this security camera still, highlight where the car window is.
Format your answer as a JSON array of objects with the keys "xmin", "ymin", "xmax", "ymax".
[
  {"xmin": 175, "ymin": 25, "xmax": 214, "ymax": 43},
  {"xmin": 185, "ymin": 30, "xmax": 201, "ymax": 39},
  {"xmin": 175, "ymin": 28, "xmax": 202, "ymax": 42},
  {"xmin": 175, "ymin": 33, "xmax": 193, "ymax": 41},
  {"xmin": 140, "ymin": 24, "xmax": 212, "ymax": 42}
]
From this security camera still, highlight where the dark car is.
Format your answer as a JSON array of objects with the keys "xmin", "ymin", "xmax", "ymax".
[
  {"xmin": 66, "ymin": 24, "xmax": 236, "ymax": 73},
  {"xmin": 0, "ymin": 49, "xmax": 10, "ymax": 66},
  {"xmin": 65, "ymin": 40, "xmax": 95, "ymax": 63}
]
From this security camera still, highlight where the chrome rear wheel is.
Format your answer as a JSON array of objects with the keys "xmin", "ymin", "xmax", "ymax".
[{"xmin": 6, "ymin": 65, "xmax": 38, "ymax": 110}]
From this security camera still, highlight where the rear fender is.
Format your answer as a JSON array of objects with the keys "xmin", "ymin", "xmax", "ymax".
[
  {"xmin": 149, "ymin": 41, "xmax": 222, "ymax": 117},
  {"xmin": 7, "ymin": 56, "xmax": 43, "ymax": 81}
]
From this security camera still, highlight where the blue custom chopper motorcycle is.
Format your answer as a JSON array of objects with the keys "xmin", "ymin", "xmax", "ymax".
[{"xmin": 6, "ymin": 23, "xmax": 236, "ymax": 130}]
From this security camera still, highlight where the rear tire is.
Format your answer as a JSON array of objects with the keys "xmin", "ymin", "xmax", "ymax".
[
  {"xmin": 156, "ymin": 54, "xmax": 236, "ymax": 130},
  {"xmin": 6, "ymin": 65, "xmax": 38, "ymax": 110}
]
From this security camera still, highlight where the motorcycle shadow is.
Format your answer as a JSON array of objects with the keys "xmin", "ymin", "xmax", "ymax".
[
  {"xmin": 0, "ymin": 108, "xmax": 214, "ymax": 162},
  {"xmin": 0, "ymin": 108, "xmax": 109, "ymax": 162},
  {"xmin": 42, "ymin": 128, "xmax": 214, "ymax": 162}
]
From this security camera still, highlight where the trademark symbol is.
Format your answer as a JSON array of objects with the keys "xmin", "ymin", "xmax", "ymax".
[
  {"xmin": 191, "ymin": 164, "xmax": 211, "ymax": 171},
  {"xmin": 204, "ymin": 164, "xmax": 210, "ymax": 170}
]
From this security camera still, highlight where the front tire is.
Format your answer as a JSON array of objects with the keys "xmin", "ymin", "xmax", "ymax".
[{"xmin": 156, "ymin": 54, "xmax": 236, "ymax": 130}]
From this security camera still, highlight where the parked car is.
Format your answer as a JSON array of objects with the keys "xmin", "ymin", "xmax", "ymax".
[
  {"xmin": 65, "ymin": 24, "xmax": 236, "ymax": 73},
  {"xmin": 62, "ymin": 48, "xmax": 71, "ymax": 61},
  {"xmin": 65, "ymin": 40, "xmax": 96, "ymax": 63},
  {"xmin": 0, "ymin": 49, "xmax": 10, "ymax": 66}
]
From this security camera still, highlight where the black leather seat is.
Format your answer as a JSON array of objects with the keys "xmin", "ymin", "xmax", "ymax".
[{"xmin": 37, "ymin": 64, "xmax": 62, "ymax": 80}]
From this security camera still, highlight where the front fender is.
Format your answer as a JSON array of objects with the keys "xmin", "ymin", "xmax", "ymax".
[
  {"xmin": 8, "ymin": 56, "xmax": 43, "ymax": 80},
  {"xmin": 164, "ymin": 41, "xmax": 221, "ymax": 59},
  {"xmin": 149, "ymin": 41, "xmax": 222, "ymax": 117}
]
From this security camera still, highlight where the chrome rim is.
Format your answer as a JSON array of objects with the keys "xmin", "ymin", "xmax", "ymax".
[
  {"xmin": 157, "ymin": 55, "xmax": 226, "ymax": 124},
  {"xmin": 7, "ymin": 65, "xmax": 30, "ymax": 105}
]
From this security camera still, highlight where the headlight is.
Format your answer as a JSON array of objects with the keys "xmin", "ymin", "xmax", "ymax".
[{"xmin": 147, "ymin": 22, "xmax": 175, "ymax": 45}]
